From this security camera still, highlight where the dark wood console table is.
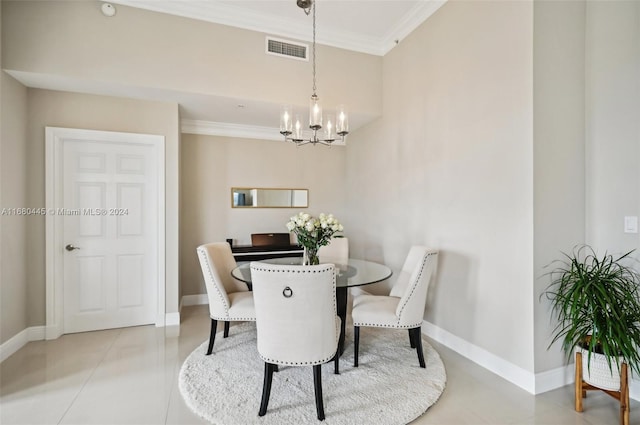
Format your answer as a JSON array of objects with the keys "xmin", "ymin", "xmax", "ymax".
[{"xmin": 231, "ymin": 245, "xmax": 303, "ymax": 262}]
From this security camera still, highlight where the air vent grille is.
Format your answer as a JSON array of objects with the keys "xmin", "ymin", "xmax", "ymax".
[{"xmin": 266, "ymin": 37, "xmax": 308, "ymax": 61}]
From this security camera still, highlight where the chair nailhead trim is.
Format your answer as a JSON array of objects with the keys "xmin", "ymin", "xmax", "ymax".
[
  {"xmin": 259, "ymin": 353, "xmax": 337, "ymax": 366},
  {"xmin": 352, "ymin": 322, "xmax": 421, "ymax": 329},
  {"xmin": 211, "ymin": 316, "xmax": 256, "ymax": 321},
  {"xmin": 395, "ymin": 252, "xmax": 436, "ymax": 325},
  {"xmin": 251, "ymin": 265, "xmax": 334, "ymax": 274}
]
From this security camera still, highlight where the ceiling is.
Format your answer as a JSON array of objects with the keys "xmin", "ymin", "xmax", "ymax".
[
  {"xmin": 110, "ymin": 0, "xmax": 446, "ymax": 56},
  {"xmin": 12, "ymin": 1, "xmax": 446, "ymax": 140}
]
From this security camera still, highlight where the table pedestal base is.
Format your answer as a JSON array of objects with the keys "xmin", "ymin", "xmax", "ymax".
[{"xmin": 337, "ymin": 287, "xmax": 347, "ymax": 356}]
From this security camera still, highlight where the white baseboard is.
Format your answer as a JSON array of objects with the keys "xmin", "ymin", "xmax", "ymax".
[
  {"xmin": 534, "ymin": 363, "xmax": 574, "ymax": 394},
  {"xmin": 534, "ymin": 359, "xmax": 640, "ymax": 401},
  {"xmin": 631, "ymin": 379, "xmax": 640, "ymax": 401},
  {"xmin": 45, "ymin": 324, "xmax": 62, "ymax": 340},
  {"xmin": 28, "ymin": 326, "xmax": 45, "ymax": 341},
  {"xmin": 422, "ymin": 320, "xmax": 536, "ymax": 393},
  {"xmin": 422, "ymin": 320, "xmax": 640, "ymax": 401},
  {"xmin": 349, "ymin": 287, "xmax": 371, "ymax": 297},
  {"xmin": 0, "ymin": 326, "xmax": 45, "ymax": 363},
  {"xmin": 165, "ymin": 312, "xmax": 181, "ymax": 327},
  {"xmin": 181, "ymin": 294, "xmax": 208, "ymax": 308}
]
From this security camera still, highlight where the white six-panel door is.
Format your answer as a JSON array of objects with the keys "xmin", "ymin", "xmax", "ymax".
[{"xmin": 45, "ymin": 128, "xmax": 164, "ymax": 337}]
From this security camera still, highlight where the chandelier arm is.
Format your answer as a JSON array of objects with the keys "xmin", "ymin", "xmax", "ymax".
[{"xmin": 284, "ymin": 135, "xmax": 335, "ymax": 147}]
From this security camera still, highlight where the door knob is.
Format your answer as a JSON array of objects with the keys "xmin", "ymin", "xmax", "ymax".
[{"xmin": 65, "ymin": 244, "xmax": 81, "ymax": 251}]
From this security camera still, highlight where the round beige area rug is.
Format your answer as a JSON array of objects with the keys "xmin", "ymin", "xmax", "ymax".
[{"xmin": 179, "ymin": 322, "xmax": 446, "ymax": 424}]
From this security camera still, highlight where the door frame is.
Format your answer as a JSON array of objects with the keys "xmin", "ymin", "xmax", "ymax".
[{"xmin": 45, "ymin": 127, "xmax": 166, "ymax": 340}]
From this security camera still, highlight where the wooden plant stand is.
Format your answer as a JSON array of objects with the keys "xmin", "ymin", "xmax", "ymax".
[{"xmin": 575, "ymin": 351, "xmax": 629, "ymax": 425}]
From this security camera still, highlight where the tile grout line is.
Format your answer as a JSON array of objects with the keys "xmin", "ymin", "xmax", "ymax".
[
  {"xmin": 164, "ymin": 358, "xmax": 182, "ymax": 425},
  {"xmin": 56, "ymin": 329, "xmax": 124, "ymax": 425},
  {"xmin": 163, "ymin": 357, "xmax": 181, "ymax": 425}
]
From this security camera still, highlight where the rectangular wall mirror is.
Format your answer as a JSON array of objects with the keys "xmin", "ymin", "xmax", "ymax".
[{"xmin": 231, "ymin": 188, "xmax": 308, "ymax": 208}]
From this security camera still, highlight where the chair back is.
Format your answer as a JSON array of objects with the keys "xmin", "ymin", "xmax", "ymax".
[
  {"xmin": 318, "ymin": 237, "xmax": 349, "ymax": 265},
  {"xmin": 250, "ymin": 262, "xmax": 339, "ymax": 366},
  {"xmin": 197, "ymin": 242, "xmax": 248, "ymax": 318},
  {"xmin": 392, "ymin": 247, "xmax": 439, "ymax": 327}
]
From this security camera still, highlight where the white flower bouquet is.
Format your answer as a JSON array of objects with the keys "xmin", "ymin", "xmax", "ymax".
[{"xmin": 286, "ymin": 212, "xmax": 344, "ymax": 265}]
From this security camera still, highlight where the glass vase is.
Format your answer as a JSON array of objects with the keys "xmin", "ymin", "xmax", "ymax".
[{"xmin": 303, "ymin": 246, "xmax": 319, "ymax": 265}]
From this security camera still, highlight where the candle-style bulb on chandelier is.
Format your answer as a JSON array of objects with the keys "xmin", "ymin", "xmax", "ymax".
[{"xmin": 279, "ymin": 0, "xmax": 349, "ymax": 146}]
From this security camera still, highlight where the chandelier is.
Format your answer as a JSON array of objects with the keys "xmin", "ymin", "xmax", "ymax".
[{"xmin": 279, "ymin": 0, "xmax": 349, "ymax": 146}]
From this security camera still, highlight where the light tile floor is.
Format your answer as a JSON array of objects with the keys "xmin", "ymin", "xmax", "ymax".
[{"xmin": 1, "ymin": 305, "xmax": 637, "ymax": 424}]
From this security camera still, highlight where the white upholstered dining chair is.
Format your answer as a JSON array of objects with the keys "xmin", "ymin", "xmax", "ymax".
[
  {"xmin": 196, "ymin": 242, "xmax": 256, "ymax": 355},
  {"xmin": 351, "ymin": 246, "xmax": 438, "ymax": 368},
  {"xmin": 318, "ymin": 237, "xmax": 349, "ymax": 264},
  {"xmin": 250, "ymin": 262, "xmax": 340, "ymax": 421}
]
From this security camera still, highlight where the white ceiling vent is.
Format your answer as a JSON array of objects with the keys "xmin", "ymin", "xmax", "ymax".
[{"xmin": 266, "ymin": 37, "xmax": 309, "ymax": 61}]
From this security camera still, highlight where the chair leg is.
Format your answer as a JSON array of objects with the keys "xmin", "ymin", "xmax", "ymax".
[
  {"xmin": 258, "ymin": 363, "xmax": 275, "ymax": 417},
  {"xmin": 575, "ymin": 351, "xmax": 583, "ymax": 412},
  {"xmin": 621, "ymin": 362, "xmax": 629, "ymax": 425},
  {"xmin": 206, "ymin": 319, "xmax": 217, "ymax": 355},
  {"xmin": 313, "ymin": 364, "xmax": 325, "ymax": 421},
  {"xmin": 334, "ymin": 350, "xmax": 340, "ymax": 375},
  {"xmin": 223, "ymin": 321, "xmax": 230, "ymax": 338},
  {"xmin": 354, "ymin": 326, "xmax": 360, "ymax": 367},
  {"xmin": 409, "ymin": 329, "xmax": 416, "ymax": 348},
  {"xmin": 412, "ymin": 327, "xmax": 426, "ymax": 368}
]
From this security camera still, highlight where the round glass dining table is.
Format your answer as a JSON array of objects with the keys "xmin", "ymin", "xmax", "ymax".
[{"xmin": 231, "ymin": 257, "xmax": 392, "ymax": 355}]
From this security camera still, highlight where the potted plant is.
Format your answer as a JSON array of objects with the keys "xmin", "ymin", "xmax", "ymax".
[{"xmin": 543, "ymin": 245, "xmax": 640, "ymax": 392}]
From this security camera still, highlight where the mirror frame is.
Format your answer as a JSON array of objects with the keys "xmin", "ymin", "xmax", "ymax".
[{"xmin": 231, "ymin": 187, "xmax": 309, "ymax": 208}]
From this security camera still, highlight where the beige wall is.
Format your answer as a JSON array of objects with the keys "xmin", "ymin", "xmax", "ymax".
[
  {"xmin": 180, "ymin": 134, "xmax": 347, "ymax": 296},
  {"xmin": 533, "ymin": 0, "xmax": 640, "ymax": 375},
  {"xmin": 25, "ymin": 89, "xmax": 180, "ymax": 325},
  {"xmin": 0, "ymin": 71, "xmax": 29, "ymax": 345},
  {"xmin": 0, "ymin": 0, "xmax": 31, "ymax": 346},
  {"xmin": 586, "ymin": 1, "xmax": 640, "ymax": 254},
  {"xmin": 346, "ymin": 0, "xmax": 535, "ymax": 372},
  {"xmin": 532, "ymin": 1, "xmax": 586, "ymax": 373}
]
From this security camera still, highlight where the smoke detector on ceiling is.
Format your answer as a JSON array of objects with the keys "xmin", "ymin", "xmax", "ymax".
[{"xmin": 101, "ymin": 3, "xmax": 116, "ymax": 17}]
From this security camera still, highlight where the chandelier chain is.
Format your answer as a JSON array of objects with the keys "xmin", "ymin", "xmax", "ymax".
[{"xmin": 312, "ymin": 1, "xmax": 317, "ymax": 95}]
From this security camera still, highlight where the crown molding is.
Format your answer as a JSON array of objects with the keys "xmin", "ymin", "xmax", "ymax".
[
  {"xmin": 181, "ymin": 120, "xmax": 281, "ymax": 141},
  {"xmin": 379, "ymin": 1, "xmax": 447, "ymax": 55},
  {"xmin": 181, "ymin": 119, "xmax": 346, "ymax": 146},
  {"xmin": 110, "ymin": 0, "xmax": 380, "ymax": 55},
  {"xmin": 109, "ymin": 0, "xmax": 447, "ymax": 57}
]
